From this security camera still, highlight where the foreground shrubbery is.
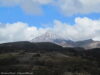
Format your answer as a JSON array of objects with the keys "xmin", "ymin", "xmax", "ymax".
[{"xmin": 0, "ymin": 52, "xmax": 100, "ymax": 75}]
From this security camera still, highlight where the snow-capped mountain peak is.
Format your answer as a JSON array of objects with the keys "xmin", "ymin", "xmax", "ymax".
[{"xmin": 31, "ymin": 31, "xmax": 66, "ymax": 43}]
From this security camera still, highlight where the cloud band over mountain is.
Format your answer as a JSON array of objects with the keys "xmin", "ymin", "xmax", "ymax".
[{"xmin": 0, "ymin": 17, "xmax": 100, "ymax": 43}]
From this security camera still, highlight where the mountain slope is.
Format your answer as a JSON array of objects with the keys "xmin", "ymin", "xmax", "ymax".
[
  {"xmin": 0, "ymin": 41, "xmax": 62, "ymax": 53},
  {"xmin": 31, "ymin": 31, "xmax": 100, "ymax": 49},
  {"xmin": 81, "ymin": 41, "xmax": 100, "ymax": 49},
  {"xmin": 31, "ymin": 31, "xmax": 74, "ymax": 47},
  {"xmin": 32, "ymin": 31, "xmax": 65, "ymax": 42}
]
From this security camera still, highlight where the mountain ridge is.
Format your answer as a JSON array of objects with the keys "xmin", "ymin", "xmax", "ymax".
[{"xmin": 31, "ymin": 31, "xmax": 100, "ymax": 49}]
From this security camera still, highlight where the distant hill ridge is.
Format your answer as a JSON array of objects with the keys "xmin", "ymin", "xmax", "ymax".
[
  {"xmin": 0, "ymin": 41, "xmax": 63, "ymax": 53},
  {"xmin": 31, "ymin": 31, "xmax": 100, "ymax": 49}
]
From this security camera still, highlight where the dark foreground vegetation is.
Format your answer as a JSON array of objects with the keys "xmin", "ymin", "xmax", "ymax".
[{"xmin": 0, "ymin": 41, "xmax": 100, "ymax": 75}]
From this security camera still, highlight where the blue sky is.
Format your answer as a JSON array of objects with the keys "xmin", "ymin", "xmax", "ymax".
[
  {"xmin": 0, "ymin": 0, "xmax": 100, "ymax": 43},
  {"xmin": 1, "ymin": 4, "xmax": 100, "ymax": 28},
  {"xmin": 0, "ymin": 5, "xmax": 75, "ymax": 27}
]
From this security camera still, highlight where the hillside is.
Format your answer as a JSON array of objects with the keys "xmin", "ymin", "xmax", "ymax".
[
  {"xmin": 0, "ymin": 41, "xmax": 100, "ymax": 75},
  {"xmin": 0, "ymin": 41, "xmax": 62, "ymax": 53}
]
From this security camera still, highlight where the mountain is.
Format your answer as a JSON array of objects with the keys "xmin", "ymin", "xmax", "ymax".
[
  {"xmin": 31, "ymin": 31, "xmax": 74, "ymax": 47},
  {"xmin": 61, "ymin": 39, "xmax": 100, "ymax": 49},
  {"xmin": 72, "ymin": 39, "xmax": 100, "ymax": 49},
  {"xmin": 31, "ymin": 31, "xmax": 66, "ymax": 42},
  {"xmin": 0, "ymin": 41, "xmax": 63, "ymax": 53},
  {"xmin": 31, "ymin": 31, "xmax": 100, "ymax": 49},
  {"xmin": 79, "ymin": 40, "xmax": 100, "ymax": 49}
]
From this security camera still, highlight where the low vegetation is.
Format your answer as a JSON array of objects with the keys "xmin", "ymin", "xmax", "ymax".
[{"xmin": 0, "ymin": 42, "xmax": 100, "ymax": 75}]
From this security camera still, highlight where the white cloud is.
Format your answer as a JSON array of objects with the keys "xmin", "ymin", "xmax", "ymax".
[
  {"xmin": 0, "ymin": 22, "xmax": 48, "ymax": 43},
  {"xmin": 0, "ymin": 17, "xmax": 100, "ymax": 43},
  {"xmin": 56, "ymin": 0, "xmax": 100, "ymax": 16},
  {"xmin": 0, "ymin": 0, "xmax": 100, "ymax": 15},
  {"xmin": 51, "ymin": 17, "xmax": 100, "ymax": 41},
  {"xmin": 0, "ymin": 0, "xmax": 53, "ymax": 15},
  {"xmin": 32, "ymin": 0, "xmax": 53, "ymax": 4}
]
